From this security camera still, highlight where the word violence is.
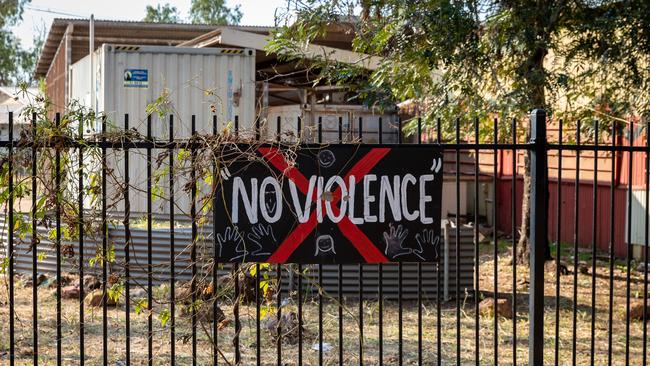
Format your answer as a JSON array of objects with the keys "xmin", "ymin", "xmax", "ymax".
[{"xmin": 230, "ymin": 174, "xmax": 438, "ymax": 225}]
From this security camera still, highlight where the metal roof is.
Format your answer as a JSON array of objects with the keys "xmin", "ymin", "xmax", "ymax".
[{"xmin": 35, "ymin": 18, "xmax": 273, "ymax": 78}]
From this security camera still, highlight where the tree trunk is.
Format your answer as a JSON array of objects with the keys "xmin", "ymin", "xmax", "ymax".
[
  {"xmin": 516, "ymin": 152, "xmax": 532, "ymax": 264},
  {"xmin": 515, "ymin": 45, "xmax": 552, "ymax": 265}
]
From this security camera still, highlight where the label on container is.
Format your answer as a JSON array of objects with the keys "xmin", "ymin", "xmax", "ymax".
[{"xmin": 123, "ymin": 69, "xmax": 148, "ymax": 88}]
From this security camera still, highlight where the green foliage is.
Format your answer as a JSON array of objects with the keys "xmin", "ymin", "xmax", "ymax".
[
  {"xmin": 0, "ymin": 257, "xmax": 8, "ymax": 274},
  {"xmin": 134, "ymin": 298, "xmax": 148, "ymax": 315},
  {"xmin": 143, "ymin": 3, "xmax": 181, "ymax": 23},
  {"xmin": 145, "ymin": 88, "xmax": 173, "ymax": 119},
  {"xmin": 108, "ymin": 281, "xmax": 124, "ymax": 303},
  {"xmin": 268, "ymin": 0, "xmax": 650, "ymax": 139},
  {"xmin": 189, "ymin": 0, "xmax": 242, "ymax": 25},
  {"xmin": 0, "ymin": 0, "xmax": 43, "ymax": 85},
  {"xmin": 249, "ymin": 263, "xmax": 272, "ymax": 297},
  {"xmin": 158, "ymin": 308, "xmax": 171, "ymax": 327}
]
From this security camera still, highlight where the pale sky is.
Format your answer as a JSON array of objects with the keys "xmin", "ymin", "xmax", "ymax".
[{"xmin": 11, "ymin": 0, "xmax": 288, "ymax": 49}]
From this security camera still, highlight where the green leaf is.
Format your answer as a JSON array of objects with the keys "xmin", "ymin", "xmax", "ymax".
[
  {"xmin": 158, "ymin": 308, "xmax": 171, "ymax": 327},
  {"xmin": 135, "ymin": 299, "xmax": 148, "ymax": 315}
]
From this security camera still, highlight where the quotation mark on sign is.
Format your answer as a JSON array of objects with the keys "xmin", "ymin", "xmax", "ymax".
[
  {"xmin": 220, "ymin": 167, "xmax": 232, "ymax": 180},
  {"xmin": 430, "ymin": 157, "xmax": 442, "ymax": 173}
]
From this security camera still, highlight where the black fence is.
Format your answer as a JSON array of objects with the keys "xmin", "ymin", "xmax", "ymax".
[{"xmin": 1, "ymin": 109, "xmax": 649, "ymax": 365}]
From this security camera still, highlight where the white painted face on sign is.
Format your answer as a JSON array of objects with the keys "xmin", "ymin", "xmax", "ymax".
[
  {"xmin": 318, "ymin": 150, "xmax": 336, "ymax": 168},
  {"xmin": 315, "ymin": 234, "xmax": 336, "ymax": 256}
]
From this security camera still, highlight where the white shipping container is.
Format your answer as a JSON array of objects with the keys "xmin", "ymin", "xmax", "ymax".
[
  {"xmin": 70, "ymin": 44, "xmax": 257, "ymax": 137},
  {"xmin": 70, "ymin": 45, "xmax": 256, "ymax": 214}
]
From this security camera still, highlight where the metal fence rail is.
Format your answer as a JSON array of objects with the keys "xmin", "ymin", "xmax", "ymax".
[{"xmin": 1, "ymin": 109, "xmax": 649, "ymax": 365}]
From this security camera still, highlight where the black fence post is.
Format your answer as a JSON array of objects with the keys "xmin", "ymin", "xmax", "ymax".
[{"xmin": 529, "ymin": 109, "xmax": 548, "ymax": 366}]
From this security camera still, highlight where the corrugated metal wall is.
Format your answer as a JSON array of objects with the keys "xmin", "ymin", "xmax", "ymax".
[
  {"xmin": 45, "ymin": 36, "xmax": 67, "ymax": 117},
  {"xmin": 1, "ymin": 217, "xmax": 475, "ymax": 300},
  {"xmin": 496, "ymin": 176, "xmax": 631, "ymax": 258}
]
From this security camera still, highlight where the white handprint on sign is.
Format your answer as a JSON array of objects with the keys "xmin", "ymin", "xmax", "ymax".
[
  {"xmin": 246, "ymin": 224, "xmax": 275, "ymax": 258},
  {"xmin": 414, "ymin": 229, "xmax": 441, "ymax": 261},
  {"xmin": 216, "ymin": 226, "xmax": 246, "ymax": 260},
  {"xmin": 383, "ymin": 224, "xmax": 412, "ymax": 259}
]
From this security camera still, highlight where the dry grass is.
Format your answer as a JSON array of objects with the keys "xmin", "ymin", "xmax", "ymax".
[{"xmin": 1, "ymin": 242, "xmax": 649, "ymax": 365}]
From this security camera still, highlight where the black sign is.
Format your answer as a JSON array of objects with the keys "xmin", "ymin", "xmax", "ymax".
[{"xmin": 213, "ymin": 145, "xmax": 443, "ymax": 263}]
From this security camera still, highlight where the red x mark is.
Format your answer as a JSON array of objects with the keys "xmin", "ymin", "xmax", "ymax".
[{"xmin": 257, "ymin": 147, "xmax": 391, "ymax": 263}]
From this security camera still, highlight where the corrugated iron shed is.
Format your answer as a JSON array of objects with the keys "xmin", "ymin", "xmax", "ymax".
[{"xmin": 35, "ymin": 19, "xmax": 270, "ymax": 78}]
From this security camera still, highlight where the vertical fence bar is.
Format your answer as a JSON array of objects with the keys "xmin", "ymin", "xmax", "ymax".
[
  {"xmin": 169, "ymin": 114, "xmax": 176, "ymax": 365},
  {"xmin": 492, "ymin": 117, "xmax": 499, "ymax": 366},
  {"xmin": 474, "ymin": 117, "xmax": 480, "ymax": 366},
  {"xmin": 256, "ymin": 116, "xmax": 262, "ymax": 366},
  {"xmin": 8, "ymin": 111, "xmax": 14, "ymax": 366},
  {"xmin": 454, "ymin": 118, "xmax": 461, "ymax": 366},
  {"xmin": 642, "ymin": 119, "xmax": 650, "ymax": 366},
  {"xmin": 190, "ymin": 116, "xmax": 198, "ymax": 366},
  {"xmin": 572, "ymin": 120, "xmax": 581, "ymax": 366},
  {"xmin": 529, "ymin": 109, "xmax": 547, "ymax": 366},
  {"xmin": 296, "ymin": 116, "xmax": 303, "ymax": 366},
  {"xmin": 590, "ymin": 120, "xmax": 598, "ymax": 366},
  {"xmin": 79, "ymin": 112, "xmax": 85, "ymax": 365},
  {"xmin": 398, "ymin": 116, "xmax": 404, "ymax": 366},
  {"xmin": 55, "ymin": 112, "xmax": 62, "ymax": 366},
  {"xmin": 123, "ymin": 114, "xmax": 131, "ymax": 366},
  {"xmin": 625, "ymin": 122, "xmax": 634, "ymax": 366},
  {"xmin": 146, "ymin": 115, "xmax": 153, "ymax": 366},
  {"xmin": 102, "ymin": 115, "xmax": 108, "ymax": 366},
  {"xmin": 338, "ymin": 115, "xmax": 344, "ymax": 366},
  {"xmin": 276, "ymin": 264, "xmax": 282, "ymax": 366},
  {"xmin": 276, "ymin": 110, "xmax": 283, "ymax": 366},
  {"xmin": 212, "ymin": 115, "xmax": 219, "ymax": 366},
  {"xmin": 378, "ymin": 116, "xmax": 384, "ymax": 366},
  {"xmin": 318, "ymin": 115, "xmax": 324, "ymax": 366},
  {"xmin": 607, "ymin": 121, "xmax": 616, "ymax": 366},
  {"xmin": 234, "ymin": 117, "xmax": 241, "ymax": 366},
  {"xmin": 31, "ymin": 112, "xmax": 38, "ymax": 366},
  {"xmin": 511, "ymin": 117, "xmax": 517, "ymax": 366},
  {"xmin": 298, "ymin": 115, "xmax": 302, "ymax": 141},
  {"xmin": 358, "ymin": 116, "xmax": 364, "ymax": 366},
  {"xmin": 436, "ymin": 117, "xmax": 442, "ymax": 366},
  {"xmin": 554, "ymin": 120, "xmax": 563, "ymax": 366},
  {"xmin": 417, "ymin": 116, "xmax": 422, "ymax": 366},
  {"xmin": 297, "ymin": 264, "xmax": 303, "ymax": 364},
  {"xmin": 257, "ymin": 262, "xmax": 262, "ymax": 366}
]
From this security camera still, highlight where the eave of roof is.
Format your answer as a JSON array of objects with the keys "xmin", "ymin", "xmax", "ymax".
[
  {"xmin": 181, "ymin": 27, "xmax": 383, "ymax": 71},
  {"xmin": 35, "ymin": 18, "xmax": 274, "ymax": 78}
]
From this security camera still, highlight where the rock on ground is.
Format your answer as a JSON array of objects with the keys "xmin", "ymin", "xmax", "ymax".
[
  {"xmin": 82, "ymin": 275, "xmax": 101, "ymax": 292},
  {"xmin": 84, "ymin": 289, "xmax": 118, "ymax": 307},
  {"xmin": 479, "ymin": 297, "xmax": 514, "ymax": 319},
  {"xmin": 263, "ymin": 311, "xmax": 303, "ymax": 344},
  {"xmin": 61, "ymin": 285, "xmax": 80, "ymax": 299},
  {"xmin": 630, "ymin": 300, "xmax": 650, "ymax": 321}
]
